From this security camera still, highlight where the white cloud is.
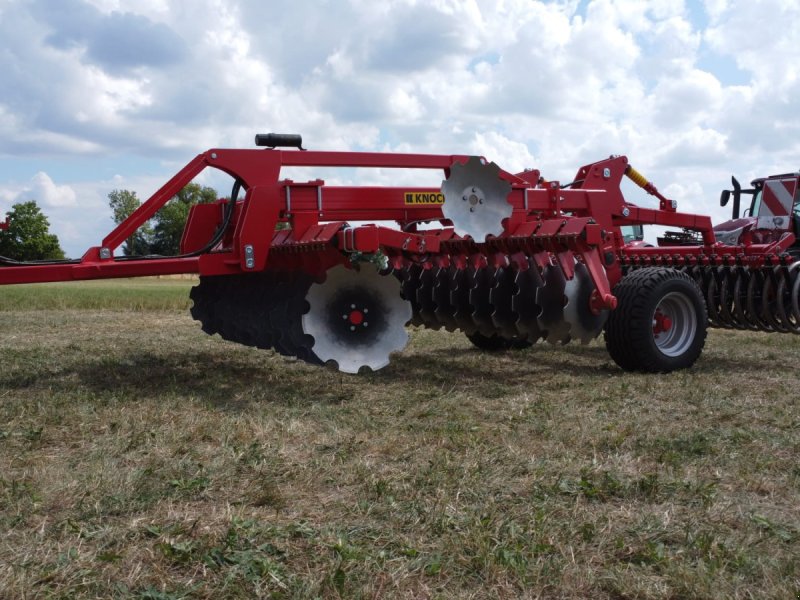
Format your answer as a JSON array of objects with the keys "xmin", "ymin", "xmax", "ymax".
[
  {"xmin": 11, "ymin": 172, "xmax": 77, "ymax": 208},
  {"xmin": 468, "ymin": 132, "xmax": 537, "ymax": 175},
  {"xmin": 25, "ymin": 172, "xmax": 78, "ymax": 207},
  {"xmin": 0, "ymin": 0, "xmax": 798, "ymax": 258},
  {"xmin": 650, "ymin": 69, "xmax": 722, "ymax": 128}
]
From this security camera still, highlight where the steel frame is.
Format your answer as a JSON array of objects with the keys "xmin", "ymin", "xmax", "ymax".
[{"xmin": 2, "ymin": 146, "xmax": 788, "ymax": 313}]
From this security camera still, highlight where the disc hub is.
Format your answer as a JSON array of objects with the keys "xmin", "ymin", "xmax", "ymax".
[
  {"xmin": 462, "ymin": 187, "xmax": 485, "ymax": 212},
  {"xmin": 346, "ymin": 306, "xmax": 367, "ymax": 328}
]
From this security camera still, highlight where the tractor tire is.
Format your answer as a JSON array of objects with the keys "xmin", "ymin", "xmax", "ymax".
[
  {"xmin": 604, "ymin": 267, "xmax": 707, "ymax": 373},
  {"xmin": 466, "ymin": 332, "xmax": 532, "ymax": 351}
]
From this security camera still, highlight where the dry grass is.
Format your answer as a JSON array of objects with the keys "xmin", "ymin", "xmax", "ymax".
[{"xmin": 1, "ymin": 280, "xmax": 799, "ymax": 599}]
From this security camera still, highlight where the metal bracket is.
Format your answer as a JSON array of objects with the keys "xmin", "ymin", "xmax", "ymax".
[{"xmin": 244, "ymin": 244, "xmax": 255, "ymax": 269}]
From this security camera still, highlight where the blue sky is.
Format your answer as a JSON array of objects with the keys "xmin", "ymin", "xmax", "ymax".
[{"xmin": 0, "ymin": 0, "xmax": 798, "ymax": 257}]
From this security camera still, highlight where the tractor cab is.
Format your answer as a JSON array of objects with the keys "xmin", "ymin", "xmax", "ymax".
[{"xmin": 715, "ymin": 172, "xmax": 800, "ymax": 247}]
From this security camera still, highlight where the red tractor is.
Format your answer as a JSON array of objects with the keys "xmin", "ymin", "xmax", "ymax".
[
  {"xmin": 715, "ymin": 172, "xmax": 800, "ymax": 251},
  {"xmin": 0, "ymin": 134, "xmax": 797, "ymax": 373}
]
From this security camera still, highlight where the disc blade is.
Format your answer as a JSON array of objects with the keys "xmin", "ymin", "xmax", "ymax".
[
  {"xmin": 416, "ymin": 266, "xmax": 440, "ymax": 328},
  {"xmin": 468, "ymin": 265, "xmax": 496, "ymax": 337},
  {"xmin": 536, "ymin": 264, "xmax": 571, "ymax": 344},
  {"xmin": 450, "ymin": 266, "xmax": 477, "ymax": 334},
  {"xmin": 441, "ymin": 156, "xmax": 512, "ymax": 240},
  {"xmin": 302, "ymin": 264, "xmax": 412, "ymax": 373},
  {"xmin": 490, "ymin": 265, "xmax": 521, "ymax": 339},
  {"xmin": 433, "ymin": 267, "xmax": 459, "ymax": 331},
  {"xmin": 563, "ymin": 263, "xmax": 608, "ymax": 344},
  {"xmin": 398, "ymin": 264, "xmax": 424, "ymax": 327},
  {"xmin": 512, "ymin": 261, "xmax": 544, "ymax": 342}
]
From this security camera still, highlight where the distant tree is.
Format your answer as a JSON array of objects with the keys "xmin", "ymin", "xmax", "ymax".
[
  {"xmin": 108, "ymin": 184, "xmax": 218, "ymax": 256},
  {"xmin": 0, "ymin": 201, "xmax": 65, "ymax": 261},
  {"xmin": 108, "ymin": 189, "xmax": 152, "ymax": 256},
  {"xmin": 150, "ymin": 183, "xmax": 218, "ymax": 256}
]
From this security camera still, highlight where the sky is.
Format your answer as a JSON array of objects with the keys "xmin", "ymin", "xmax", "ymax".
[{"xmin": 0, "ymin": 0, "xmax": 799, "ymax": 257}]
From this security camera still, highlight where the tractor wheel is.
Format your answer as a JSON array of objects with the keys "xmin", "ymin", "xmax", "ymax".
[
  {"xmin": 604, "ymin": 267, "xmax": 707, "ymax": 372},
  {"xmin": 466, "ymin": 331, "xmax": 532, "ymax": 351}
]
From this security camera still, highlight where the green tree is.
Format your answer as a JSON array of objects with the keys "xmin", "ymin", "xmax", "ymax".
[
  {"xmin": 150, "ymin": 183, "xmax": 218, "ymax": 256},
  {"xmin": 108, "ymin": 189, "xmax": 152, "ymax": 256},
  {"xmin": 108, "ymin": 184, "xmax": 218, "ymax": 256},
  {"xmin": 0, "ymin": 201, "xmax": 65, "ymax": 261}
]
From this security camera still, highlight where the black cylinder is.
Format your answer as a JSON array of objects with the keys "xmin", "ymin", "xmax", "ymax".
[{"xmin": 254, "ymin": 133, "xmax": 303, "ymax": 148}]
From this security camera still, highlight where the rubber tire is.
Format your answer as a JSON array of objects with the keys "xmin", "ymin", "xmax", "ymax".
[
  {"xmin": 466, "ymin": 331, "xmax": 532, "ymax": 351},
  {"xmin": 604, "ymin": 267, "xmax": 707, "ymax": 373}
]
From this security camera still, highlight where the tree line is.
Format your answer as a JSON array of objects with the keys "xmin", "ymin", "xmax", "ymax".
[
  {"xmin": 0, "ymin": 183, "xmax": 217, "ymax": 261},
  {"xmin": 108, "ymin": 183, "xmax": 218, "ymax": 256}
]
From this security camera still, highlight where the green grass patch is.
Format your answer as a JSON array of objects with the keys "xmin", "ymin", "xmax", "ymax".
[
  {"xmin": 0, "ymin": 278, "xmax": 799, "ymax": 598},
  {"xmin": 0, "ymin": 277, "xmax": 196, "ymax": 311}
]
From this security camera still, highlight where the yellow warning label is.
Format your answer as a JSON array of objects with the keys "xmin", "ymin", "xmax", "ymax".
[{"xmin": 404, "ymin": 192, "xmax": 445, "ymax": 205}]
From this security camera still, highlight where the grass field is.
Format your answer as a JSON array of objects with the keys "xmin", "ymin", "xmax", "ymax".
[{"xmin": 1, "ymin": 278, "xmax": 799, "ymax": 599}]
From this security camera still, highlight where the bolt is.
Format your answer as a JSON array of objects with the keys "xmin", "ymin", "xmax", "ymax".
[
  {"xmin": 210, "ymin": 152, "xmax": 217, "ymax": 159},
  {"xmin": 603, "ymin": 168, "xmax": 611, "ymax": 178},
  {"xmin": 363, "ymin": 322, "xmax": 368, "ymax": 327},
  {"xmin": 350, "ymin": 326, "xmax": 355, "ymax": 331},
  {"xmin": 99, "ymin": 247, "xmax": 111, "ymax": 259},
  {"xmin": 621, "ymin": 207, "xmax": 630, "ymax": 217}
]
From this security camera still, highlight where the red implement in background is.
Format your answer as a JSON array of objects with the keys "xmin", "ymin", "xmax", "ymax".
[{"xmin": 1, "ymin": 134, "xmax": 798, "ymax": 373}]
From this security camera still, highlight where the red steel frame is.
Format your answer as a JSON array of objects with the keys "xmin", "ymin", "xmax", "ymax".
[{"xmin": 3, "ymin": 147, "xmax": 786, "ymax": 311}]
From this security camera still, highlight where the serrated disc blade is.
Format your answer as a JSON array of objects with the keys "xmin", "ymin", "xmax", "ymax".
[
  {"xmin": 416, "ymin": 267, "xmax": 440, "ymax": 328},
  {"xmin": 285, "ymin": 274, "xmax": 321, "ymax": 364},
  {"xmin": 399, "ymin": 264, "xmax": 424, "ymax": 327},
  {"xmin": 469, "ymin": 266, "xmax": 496, "ymax": 337},
  {"xmin": 536, "ymin": 264, "xmax": 571, "ymax": 344},
  {"xmin": 441, "ymin": 156, "xmax": 512, "ymax": 240},
  {"xmin": 269, "ymin": 273, "xmax": 298, "ymax": 357},
  {"xmin": 513, "ymin": 262, "xmax": 544, "ymax": 342},
  {"xmin": 450, "ymin": 266, "xmax": 477, "ymax": 334},
  {"xmin": 732, "ymin": 269, "xmax": 756, "ymax": 330},
  {"xmin": 302, "ymin": 264, "xmax": 412, "ymax": 373},
  {"xmin": 490, "ymin": 266, "xmax": 520, "ymax": 339},
  {"xmin": 433, "ymin": 267, "xmax": 459, "ymax": 331},
  {"xmin": 562, "ymin": 263, "xmax": 607, "ymax": 344}
]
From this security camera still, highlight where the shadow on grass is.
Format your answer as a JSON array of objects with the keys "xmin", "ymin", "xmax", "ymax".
[
  {"xmin": 3, "ymin": 344, "xmax": 611, "ymax": 410},
  {"xmin": 385, "ymin": 343, "xmax": 616, "ymax": 381},
  {"xmin": 0, "ymin": 336, "xmax": 771, "ymax": 413},
  {"xmin": 93, "ymin": 351, "xmax": 359, "ymax": 409}
]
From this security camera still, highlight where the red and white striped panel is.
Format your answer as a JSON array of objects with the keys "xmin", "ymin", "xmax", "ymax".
[{"xmin": 757, "ymin": 178, "xmax": 797, "ymax": 230}]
